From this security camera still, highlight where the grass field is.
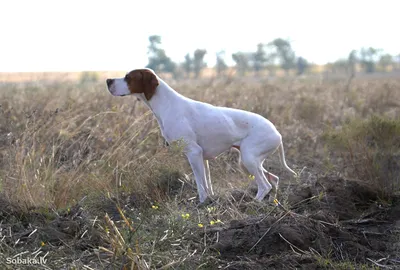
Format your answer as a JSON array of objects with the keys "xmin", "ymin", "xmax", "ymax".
[{"xmin": 0, "ymin": 72, "xmax": 399, "ymax": 269}]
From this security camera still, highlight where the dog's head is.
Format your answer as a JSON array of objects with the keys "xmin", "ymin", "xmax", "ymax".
[{"xmin": 106, "ymin": 68, "xmax": 159, "ymax": 100}]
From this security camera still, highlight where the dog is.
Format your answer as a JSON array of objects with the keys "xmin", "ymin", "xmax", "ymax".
[{"xmin": 106, "ymin": 68, "xmax": 296, "ymax": 203}]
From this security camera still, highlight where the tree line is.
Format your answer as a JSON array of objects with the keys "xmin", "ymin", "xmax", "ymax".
[{"xmin": 146, "ymin": 35, "xmax": 400, "ymax": 78}]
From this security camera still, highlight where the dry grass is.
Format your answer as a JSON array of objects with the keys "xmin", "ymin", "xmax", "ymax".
[
  {"xmin": 323, "ymin": 115, "xmax": 400, "ymax": 199},
  {"xmin": 0, "ymin": 72, "xmax": 399, "ymax": 269}
]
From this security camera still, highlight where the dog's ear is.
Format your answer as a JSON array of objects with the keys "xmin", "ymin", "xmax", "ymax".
[
  {"xmin": 141, "ymin": 70, "xmax": 159, "ymax": 100},
  {"xmin": 126, "ymin": 69, "xmax": 159, "ymax": 100}
]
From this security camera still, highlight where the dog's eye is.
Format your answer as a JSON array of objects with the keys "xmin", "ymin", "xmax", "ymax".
[{"xmin": 124, "ymin": 74, "xmax": 130, "ymax": 82}]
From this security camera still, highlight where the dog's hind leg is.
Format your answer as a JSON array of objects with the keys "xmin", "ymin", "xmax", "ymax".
[
  {"xmin": 204, "ymin": 159, "xmax": 214, "ymax": 196},
  {"xmin": 240, "ymin": 149, "xmax": 272, "ymax": 201}
]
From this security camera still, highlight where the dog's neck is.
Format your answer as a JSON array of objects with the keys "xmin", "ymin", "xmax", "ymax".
[{"xmin": 137, "ymin": 78, "xmax": 185, "ymax": 129}]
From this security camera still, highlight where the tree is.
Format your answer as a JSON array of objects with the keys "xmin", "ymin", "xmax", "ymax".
[
  {"xmin": 215, "ymin": 51, "xmax": 228, "ymax": 76},
  {"xmin": 252, "ymin": 43, "xmax": 267, "ymax": 76},
  {"xmin": 359, "ymin": 47, "xmax": 381, "ymax": 73},
  {"xmin": 232, "ymin": 52, "xmax": 249, "ymax": 76},
  {"xmin": 146, "ymin": 35, "xmax": 162, "ymax": 72},
  {"xmin": 263, "ymin": 48, "xmax": 278, "ymax": 77},
  {"xmin": 268, "ymin": 38, "xmax": 296, "ymax": 75},
  {"xmin": 348, "ymin": 50, "xmax": 357, "ymax": 76},
  {"xmin": 146, "ymin": 35, "xmax": 177, "ymax": 76},
  {"xmin": 379, "ymin": 54, "xmax": 393, "ymax": 72},
  {"xmin": 182, "ymin": 53, "xmax": 193, "ymax": 78},
  {"xmin": 296, "ymin": 56, "xmax": 308, "ymax": 75},
  {"xmin": 163, "ymin": 61, "xmax": 177, "ymax": 77},
  {"xmin": 148, "ymin": 35, "xmax": 162, "ymax": 54},
  {"xmin": 193, "ymin": 49, "xmax": 207, "ymax": 78}
]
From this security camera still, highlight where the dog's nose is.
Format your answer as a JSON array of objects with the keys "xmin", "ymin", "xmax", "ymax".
[{"xmin": 106, "ymin": 79, "xmax": 114, "ymax": 88}]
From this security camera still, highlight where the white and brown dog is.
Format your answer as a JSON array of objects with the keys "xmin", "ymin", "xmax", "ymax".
[{"xmin": 106, "ymin": 68, "xmax": 296, "ymax": 203}]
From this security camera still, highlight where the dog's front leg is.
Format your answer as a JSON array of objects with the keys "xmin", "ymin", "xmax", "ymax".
[{"xmin": 186, "ymin": 144, "xmax": 208, "ymax": 203}]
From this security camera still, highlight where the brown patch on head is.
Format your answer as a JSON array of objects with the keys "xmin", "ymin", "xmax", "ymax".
[{"xmin": 124, "ymin": 69, "xmax": 159, "ymax": 100}]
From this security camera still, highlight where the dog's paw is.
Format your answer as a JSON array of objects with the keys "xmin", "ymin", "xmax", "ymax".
[{"xmin": 197, "ymin": 197, "xmax": 214, "ymax": 207}]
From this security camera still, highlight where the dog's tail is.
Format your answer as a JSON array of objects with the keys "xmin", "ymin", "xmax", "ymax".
[{"xmin": 277, "ymin": 142, "xmax": 297, "ymax": 176}]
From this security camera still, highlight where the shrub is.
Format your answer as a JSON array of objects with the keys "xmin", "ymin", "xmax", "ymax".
[
  {"xmin": 295, "ymin": 95, "xmax": 324, "ymax": 124},
  {"xmin": 323, "ymin": 115, "xmax": 400, "ymax": 199}
]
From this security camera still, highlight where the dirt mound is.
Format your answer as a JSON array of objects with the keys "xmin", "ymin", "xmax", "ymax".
[
  {"xmin": 1, "ymin": 175, "xmax": 399, "ymax": 269},
  {"xmin": 204, "ymin": 176, "xmax": 400, "ymax": 268},
  {"xmin": 0, "ymin": 198, "xmax": 103, "ymax": 261}
]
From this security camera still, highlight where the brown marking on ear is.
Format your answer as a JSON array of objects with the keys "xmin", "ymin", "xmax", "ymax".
[{"xmin": 125, "ymin": 69, "xmax": 159, "ymax": 100}]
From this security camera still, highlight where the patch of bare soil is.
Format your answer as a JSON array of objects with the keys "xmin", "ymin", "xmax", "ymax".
[
  {"xmin": 204, "ymin": 175, "xmax": 400, "ymax": 269},
  {"xmin": 0, "ymin": 198, "xmax": 104, "ymax": 268},
  {"xmin": 1, "ymin": 174, "xmax": 399, "ymax": 269}
]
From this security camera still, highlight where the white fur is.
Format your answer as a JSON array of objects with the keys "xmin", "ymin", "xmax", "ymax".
[
  {"xmin": 107, "ymin": 69, "xmax": 297, "ymax": 203},
  {"xmin": 108, "ymin": 78, "xmax": 131, "ymax": 96}
]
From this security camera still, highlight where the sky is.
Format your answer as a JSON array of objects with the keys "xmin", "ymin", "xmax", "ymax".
[{"xmin": 0, "ymin": 0, "xmax": 398, "ymax": 72}]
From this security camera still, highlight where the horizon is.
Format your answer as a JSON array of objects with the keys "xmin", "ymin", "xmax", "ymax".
[{"xmin": 0, "ymin": 0, "xmax": 398, "ymax": 72}]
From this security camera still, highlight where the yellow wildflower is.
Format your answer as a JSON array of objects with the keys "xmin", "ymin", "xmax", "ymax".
[
  {"xmin": 181, "ymin": 213, "xmax": 190, "ymax": 219},
  {"xmin": 207, "ymin": 206, "xmax": 216, "ymax": 213},
  {"xmin": 210, "ymin": 219, "xmax": 222, "ymax": 225}
]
